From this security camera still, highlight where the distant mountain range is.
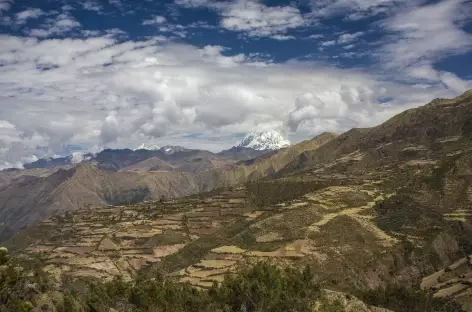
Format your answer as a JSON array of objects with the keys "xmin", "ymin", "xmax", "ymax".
[{"xmin": 15, "ymin": 131, "xmax": 291, "ymax": 171}]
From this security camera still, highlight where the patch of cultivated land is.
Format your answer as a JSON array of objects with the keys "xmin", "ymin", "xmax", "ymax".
[
  {"xmin": 21, "ymin": 187, "xmax": 254, "ymax": 281},
  {"xmin": 20, "ymin": 171, "xmax": 403, "ymax": 290}
]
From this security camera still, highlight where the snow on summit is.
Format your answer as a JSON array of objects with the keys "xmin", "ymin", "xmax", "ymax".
[
  {"xmin": 135, "ymin": 143, "xmax": 161, "ymax": 151},
  {"xmin": 238, "ymin": 131, "xmax": 291, "ymax": 151}
]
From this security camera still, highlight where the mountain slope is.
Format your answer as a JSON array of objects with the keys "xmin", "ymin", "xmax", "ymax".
[
  {"xmin": 207, "ymin": 132, "xmax": 337, "ymax": 186},
  {"xmin": 0, "ymin": 167, "xmax": 77, "ymax": 232},
  {"xmin": 119, "ymin": 157, "xmax": 175, "ymax": 172},
  {"xmin": 217, "ymin": 146, "xmax": 271, "ymax": 161},
  {"xmin": 0, "ymin": 164, "xmax": 203, "ymax": 232},
  {"xmin": 280, "ymin": 90, "xmax": 472, "ymax": 176}
]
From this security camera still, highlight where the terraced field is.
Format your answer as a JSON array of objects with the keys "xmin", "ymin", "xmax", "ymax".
[
  {"xmin": 17, "ymin": 168, "xmax": 410, "ymax": 293},
  {"xmin": 22, "ymin": 187, "xmax": 251, "ymax": 281},
  {"xmin": 421, "ymin": 255, "xmax": 472, "ymax": 311}
]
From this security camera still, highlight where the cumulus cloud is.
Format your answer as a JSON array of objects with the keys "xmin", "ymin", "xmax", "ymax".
[
  {"xmin": 321, "ymin": 40, "xmax": 336, "ymax": 46},
  {"xmin": 81, "ymin": 1, "xmax": 103, "ymax": 12},
  {"xmin": 176, "ymin": 0, "xmax": 308, "ymax": 38},
  {"xmin": 0, "ymin": 0, "xmax": 12, "ymax": 13},
  {"xmin": 15, "ymin": 8, "xmax": 45, "ymax": 25},
  {"xmin": 338, "ymin": 31, "xmax": 364, "ymax": 44},
  {"xmin": 306, "ymin": 34, "xmax": 324, "ymax": 39},
  {"xmin": 287, "ymin": 86, "xmax": 377, "ymax": 133},
  {"xmin": 319, "ymin": 31, "xmax": 364, "ymax": 48},
  {"xmin": 27, "ymin": 11, "xmax": 81, "ymax": 37},
  {"xmin": 271, "ymin": 35, "xmax": 295, "ymax": 41},
  {"xmin": 0, "ymin": 120, "xmax": 45, "ymax": 170},
  {"xmin": 0, "ymin": 0, "xmax": 471, "ymax": 168},
  {"xmin": 143, "ymin": 15, "xmax": 167, "ymax": 25},
  {"xmin": 71, "ymin": 152, "xmax": 92, "ymax": 164},
  {"xmin": 141, "ymin": 15, "xmax": 187, "ymax": 37},
  {"xmin": 1, "ymin": 29, "xmax": 467, "ymax": 169}
]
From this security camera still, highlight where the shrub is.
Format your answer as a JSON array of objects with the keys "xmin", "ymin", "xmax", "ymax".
[
  {"xmin": 354, "ymin": 284, "xmax": 464, "ymax": 312},
  {"xmin": 0, "ymin": 247, "xmax": 8, "ymax": 265}
]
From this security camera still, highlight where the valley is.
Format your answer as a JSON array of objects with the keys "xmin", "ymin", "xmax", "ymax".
[{"xmin": 2, "ymin": 90, "xmax": 472, "ymax": 311}]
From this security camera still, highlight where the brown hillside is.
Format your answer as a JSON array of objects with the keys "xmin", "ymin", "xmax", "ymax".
[{"xmin": 280, "ymin": 90, "xmax": 472, "ymax": 175}]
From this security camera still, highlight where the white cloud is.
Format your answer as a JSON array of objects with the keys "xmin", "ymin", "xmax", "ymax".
[
  {"xmin": 321, "ymin": 40, "xmax": 336, "ymax": 46},
  {"xmin": 1, "ymin": 30, "xmax": 469, "ymax": 168},
  {"xmin": 310, "ymin": 0, "xmax": 408, "ymax": 19},
  {"xmin": 372, "ymin": 0, "xmax": 472, "ymax": 96},
  {"xmin": 71, "ymin": 152, "xmax": 92, "ymax": 164},
  {"xmin": 287, "ymin": 86, "xmax": 374, "ymax": 132},
  {"xmin": 143, "ymin": 15, "xmax": 167, "ymax": 25},
  {"xmin": 27, "ymin": 12, "xmax": 81, "ymax": 37},
  {"xmin": 306, "ymin": 34, "xmax": 324, "ymax": 39},
  {"xmin": 0, "ymin": 0, "xmax": 12, "ymax": 13},
  {"xmin": 271, "ymin": 34, "xmax": 295, "ymax": 40},
  {"xmin": 379, "ymin": 0, "xmax": 472, "ymax": 72},
  {"xmin": 439, "ymin": 71, "xmax": 472, "ymax": 95},
  {"xmin": 15, "ymin": 8, "xmax": 45, "ymax": 25},
  {"xmin": 82, "ymin": 1, "xmax": 103, "ymax": 12},
  {"xmin": 109, "ymin": 0, "xmax": 124, "ymax": 10},
  {"xmin": 338, "ymin": 31, "xmax": 364, "ymax": 43},
  {"xmin": 156, "ymin": 23, "xmax": 187, "ymax": 38},
  {"xmin": 340, "ymin": 51, "xmax": 365, "ymax": 58},
  {"xmin": 176, "ymin": 0, "xmax": 308, "ymax": 38},
  {"xmin": 141, "ymin": 15, "xmax": 188, "ymax": 38},
  {"xmin": 319, "ymin": 31, "xmax": 364, "ymax": 48}
]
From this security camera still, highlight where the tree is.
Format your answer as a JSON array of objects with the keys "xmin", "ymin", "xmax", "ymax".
[{"xmin": 0, "ymin": 247, "xmax": 8, "ymax": 265}]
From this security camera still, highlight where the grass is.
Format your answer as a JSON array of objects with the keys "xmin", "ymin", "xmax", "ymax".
[
  {"xmin": 143, "ymin": 232, "xmax": 189, "ymax": 247},
  {"xmin": 211, "ymin": 245, "xmax": 246, "ymax": 254},
  {"xmin": 146, "ymin": 216, "xmax": 255, "ymax": 275},
  {"xmin": 194, "ymin": 259, "xmax": 236, "ymax": 269}
]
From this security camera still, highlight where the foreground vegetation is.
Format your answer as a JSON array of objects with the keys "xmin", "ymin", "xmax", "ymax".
[
  {"xmin": 0, "ymin": 247, "xmax": 465, "ymax": 312},
  {"xmin": 355, "ymin": 285, "xmax": 464, "ymax": 312}
]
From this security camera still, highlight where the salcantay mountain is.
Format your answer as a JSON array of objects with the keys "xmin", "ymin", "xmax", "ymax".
[
  {"xmin": 1, "ymin": 90, "xmax": 472, "ymax": 311},
  {"xmin": 238, "ymin": 130, "xmax": 291, "ymax": 151}
]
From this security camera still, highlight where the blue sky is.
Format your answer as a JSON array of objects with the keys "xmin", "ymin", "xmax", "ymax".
[{"xmin": 0, "ymin": 0, "xmax": 471, "ymax": 168}]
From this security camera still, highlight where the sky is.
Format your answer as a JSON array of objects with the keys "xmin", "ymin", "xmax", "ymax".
[{"xmin": 0, "ymin": 0, "xmax": 471, "ymax": 169}]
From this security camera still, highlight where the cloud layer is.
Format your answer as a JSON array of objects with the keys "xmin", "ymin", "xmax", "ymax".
[{"xmin": 0, "ymin": 0, "xmax": 471, "ymax": 169}]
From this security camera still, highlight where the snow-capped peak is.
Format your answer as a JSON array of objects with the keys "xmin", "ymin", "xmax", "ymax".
[
  {"xmin": 238, "ymin": 130, "xmax": 290, "ymax": 151},
  {"xmin": 160, "ymin": 145, "xmax": 188, "ymax": 154},
  {"xmin": 134, "ymin": 143, "xmax": 160, "ymax": 151}
]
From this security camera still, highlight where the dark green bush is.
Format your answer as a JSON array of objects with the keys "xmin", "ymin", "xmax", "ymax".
[
  {"xmin": 247, "ymin": 180, "xmax": 324, "ymax": 207},
  {"xmin": 354, "ymin": 284, "xmax": 464, "ymax": 312}
]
